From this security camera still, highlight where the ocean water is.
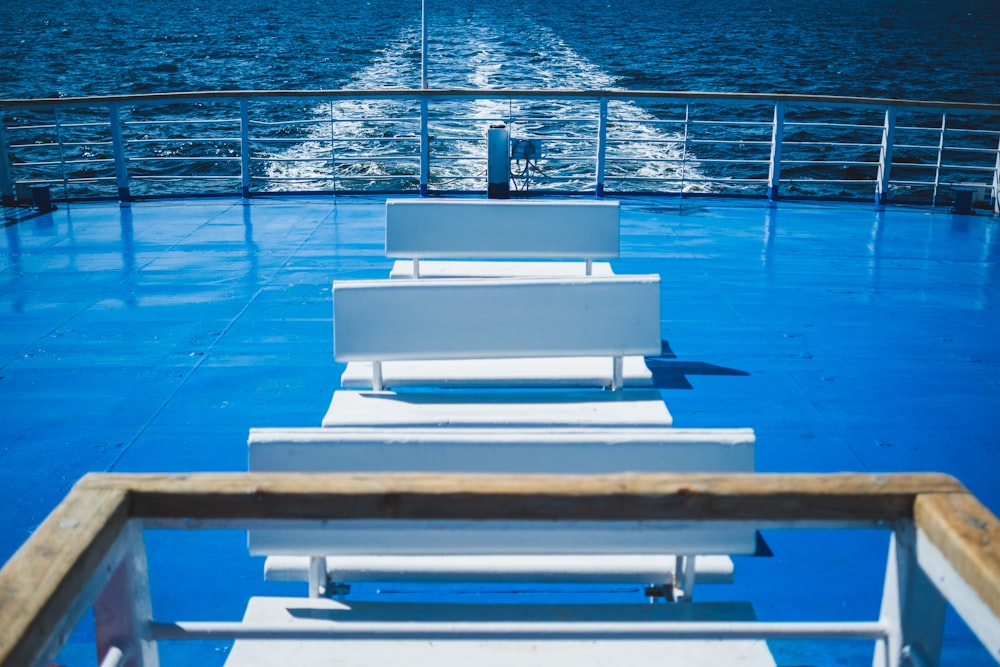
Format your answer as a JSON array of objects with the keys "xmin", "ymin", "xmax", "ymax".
[
  {"xmin": 2, "ymin": 0, "xmax": 999, "ymax": 200},
  {"xmin": 1, "ymin": 0, "xmax": 999, "ymax": 201},
  {"xmin": 2, "ymin": 0, "xmax": 999, "ymax": 102}
]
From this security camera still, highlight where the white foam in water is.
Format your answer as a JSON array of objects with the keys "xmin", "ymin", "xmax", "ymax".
[{"xmin": 263, "ymin": 18, "xmax": 706, "ymax": 192}]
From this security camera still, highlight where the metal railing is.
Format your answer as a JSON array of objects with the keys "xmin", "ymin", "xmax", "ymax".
[
  {"xmin": 1, "ymin": 89, "xmax": 998, "ymax": 209},
  {"xmin": 0, "ymin": 472, "xmax": 998, "ymax": 667}
]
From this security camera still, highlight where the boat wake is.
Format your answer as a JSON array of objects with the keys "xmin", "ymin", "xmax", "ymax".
[{"xmin": 260, "ymin": 16, "xmax": 706, "ymax": 193}]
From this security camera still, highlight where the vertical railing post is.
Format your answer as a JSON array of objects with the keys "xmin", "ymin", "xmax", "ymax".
[
  {"xmin": 239, "ymin": 98, "xmax": 250, "ymax": 199},
  {"xmin": 768, "ymin": 101, "xmax": 785, "ymax": 204},
  {"xmin": 54, "ymin": 107, "xmax": 72, "ymax": 202},
  {"xmin": 872, "ymin": 525, "xmax": 945, "ymax": 667},
  {"xmin": 419, "ymin": 95, "xmax": 429, "ymax": 196},
  {"xmin": 876, "ymin": 107, "xmax": 896, "ymax": 208},
  {"xmin": 329, "ymin": 100, "xmax": 338, "ymax": 194},
  {"xmin": 93, "ymin": 521, "xmax": 159, "ymax": 667},
  {"xmin": 992, "ymin": 135, "xmax": 999, "ymax": 215},
  {"xmin": 108, "ymin": 102, "xmax": 131, "ymax": 205},
  {"xmin": 0, "ymin": 116, "xmax": 14, "ymax": 206},
  {"xmin": 595, "ymin": 96, "xmax": 608, "ymax": 197},
  {"xmin": 932, "ymin": 112, "xmax": 947, "ymax": 207},
  {"xmin": 681, "ymin": 103, "xmax": 691, "ymax": 195}
]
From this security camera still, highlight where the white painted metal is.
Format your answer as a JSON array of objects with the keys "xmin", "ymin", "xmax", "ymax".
[
  {"xmin": 932, "ymin": 113, "xmax": 948, "ymax": 206},
  {"xmin": 612, "ymin": 355, "xmax": 624, "ymax": 391},
  {"xmin": 108, "ymin": 102, "xmax": 130, "ymax": 204},
  {"xmin": 161, "ymin": 619, "xmax": 887, "ymax": 641},
  {"xmin": 419, "ymin": 98, "xmax": 429, "ymax": 195},
  {"xmin": 916, "ymin": 527, "xmax": 1000, "ymax": 661},
  {"xmin": 239, "ymin": 99, "xmax": 250, "ymax": 198},
  {"xmin": 993, "ymin": 135, "xmax": 1000, "ymax": 215},
  {"xmin": 249, "ymin": 426, "xmax": 753, "ymax": 473},
  {"xmin": 4, "ymin": 90, "xmax": 998, "ymax": 202},
  {"xmin": 384, "ymin": 199, "xmax": 620, "ymax": 259},
  {"xmin": 217, "ymin": 598, "xmax": 778, "ymax": 665},
  {"xmin": 767, "ymin": 102, "xmax": 783, "ymax": 201},
  {"xmin": 248, "ymin": 422, "xmax": 755, "ymax": 574},
  {"xmin": 370, "ymin": 360, "xmax": 383, "ymax": 392},
  {"xmin": 247, "ymin": 520, "xmax": 758, "ymax": 557},
  {"xmin": 320, "ymin": 389, "xmax": 672, "ymax": 428},
  {"xmin": 338, "ymin": 355, "xmax": 653, "ymax": 389},
  {"xmin": 0, "ymin": 120, "xmax": 12, "ymax": 204},
  {"xmin": 332, "ymin": 275, "xmax": 660, "ymax": 361},
  {"xmin": 876, "ymin": 108, "xmax": 896, "ymax": 207},
  {"xmin": 678, "ymin": 554, "xmax": 698, "ymax": 601},
  {"xmin": 262, "ymin": 553, "xmax": 736, "ymax": 585},
  {"xmin": 420, "ymin": 0, "xmax": 427, "ymax": 90},
  {"xmin": 388, "ymin": 259, "xmax": 614, "ymax": 279},
  {"xmin": 872, "ymin": 526, "xmax": 945, "ymax": 667},
  {"xmin": 98, "ymin": 646, "xmax": 126, "ymax": 667},
  {"xmin": 596, "ymin": 96, "xmax": 608, "ymax": 196},
  {"xmin": 307, "ymin": 556, "xmax": 326, "ymax": 599},
  {"xmin": 31, "ymin": 520, "xmax": 154, "ymax": 667},
  {"xmin": 93, "ymin": 522, "xmax": 159, "ymax": 667}
]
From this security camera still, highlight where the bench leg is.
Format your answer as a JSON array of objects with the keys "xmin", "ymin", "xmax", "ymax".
[
  {"xmin": 612, "ymin": 357, "xmax": 624, "ymax": 391},
  {"xmin": 308, "ymin": 556, "xmax": 327, "ymax": 598}
]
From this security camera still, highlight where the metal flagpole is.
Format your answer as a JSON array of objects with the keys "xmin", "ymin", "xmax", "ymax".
[
  {"xmin": 419, "ymin": 0, "xmax": 430, "ymax": 194},
  {"xmin": 421, "ymin": 0, "xmax": 428, "ymax": 89}
]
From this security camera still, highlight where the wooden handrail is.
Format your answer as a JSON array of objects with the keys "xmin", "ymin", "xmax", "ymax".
[
  {"xmin": 0, "ymin": 484, "xmax": 129, "ymax": 667},
  {"xmin": 915, "ymin": 491, "xmax": 1000, "ymax": 621},
  {"xmin": 83, "ymin": 471, "xmax": 967, "ymax": 522},
  {"xmin": 0, "ymin": 471, "xmax": 995, "ymax": 667}
]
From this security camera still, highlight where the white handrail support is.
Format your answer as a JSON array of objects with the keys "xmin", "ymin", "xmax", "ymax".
[
  {"xmin": 874, "ymin": 526, "xmax": 946, "ymax": 667},
  {"xmin": 2, "ymin": 90, "xmax": 998, "ymax": 204}
]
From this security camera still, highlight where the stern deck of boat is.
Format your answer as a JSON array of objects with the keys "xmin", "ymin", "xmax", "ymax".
[{"xmin": 1, "ymin": 194, "xmax": 997, "ymax": 664}]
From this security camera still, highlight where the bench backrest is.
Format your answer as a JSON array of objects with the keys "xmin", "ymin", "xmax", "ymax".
[
  {"xmin": 247, "ymin": 426, "xmax": 756, "ymax": 558},
  {"xmin": 333, "ymin": 275, "xmax": 661, "ymax": 363},
  {"xmin": 384, "ymin": 199, "xmax": 620, "ymax": 260},
  {"xmin": 250, "ymin": 426, "xmax": 754, "ymax": 473}
]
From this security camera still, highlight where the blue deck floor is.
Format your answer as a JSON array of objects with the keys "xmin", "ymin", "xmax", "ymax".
[{"xmin": 1, "ymin": 195, "xmax": 998, "ymax": 664}]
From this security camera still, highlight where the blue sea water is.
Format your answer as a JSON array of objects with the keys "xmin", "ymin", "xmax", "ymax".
[{"xmin": 2, "ymin": 0, "xmax": 999, "ymax": 102}]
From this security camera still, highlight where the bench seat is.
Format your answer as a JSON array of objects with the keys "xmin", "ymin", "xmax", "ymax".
[
  {"xmin": 263, "ymin": 553, "xmax": 735, "ymax": 585},
  {"xmin": 333, "ymin": 275, "xmax": 661, "ymax": 391},
  {"xmin": 320, "ymin": 389, "xmax": 672, "ymax": 428},
  {"xmin": 223, "ymin": 597, "xmax": 777, "ymax": 667},
  {"xmin": 248, "ymin": 425, "xmax": 756, "ymax": 574}
]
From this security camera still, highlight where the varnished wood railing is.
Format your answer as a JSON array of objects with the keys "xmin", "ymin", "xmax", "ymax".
[{"xmin": 0, "ymin": 472, "xmax": 997, "ymax": 666}]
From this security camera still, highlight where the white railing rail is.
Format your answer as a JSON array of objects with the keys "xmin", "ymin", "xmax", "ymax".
[
  {"xmin": 1, "ymin": 90, "xmax": 998, "ymax": 210},
  {"xmin": 0, "ymin": 472, "xmax": 997, "ymax": 667}
]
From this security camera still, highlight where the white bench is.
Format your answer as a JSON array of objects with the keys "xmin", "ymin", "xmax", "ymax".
[
  {"xmin": 334, "ymin": 274, "xmax": 661, "ymax": 391},
  {"xmin": 385, "ymin": 198, "xmax": 619, "ymax": 279},
  {"xmin": 225, "ymin": 597, "xmax": 777, "ymax": 667},
  {"xmin": 321, "ymin": 388, "xmax": 672, "ymax": 428},
  {"xmin": 248, "ymin": 426, "xmax": 756, "ymax": 597}
]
